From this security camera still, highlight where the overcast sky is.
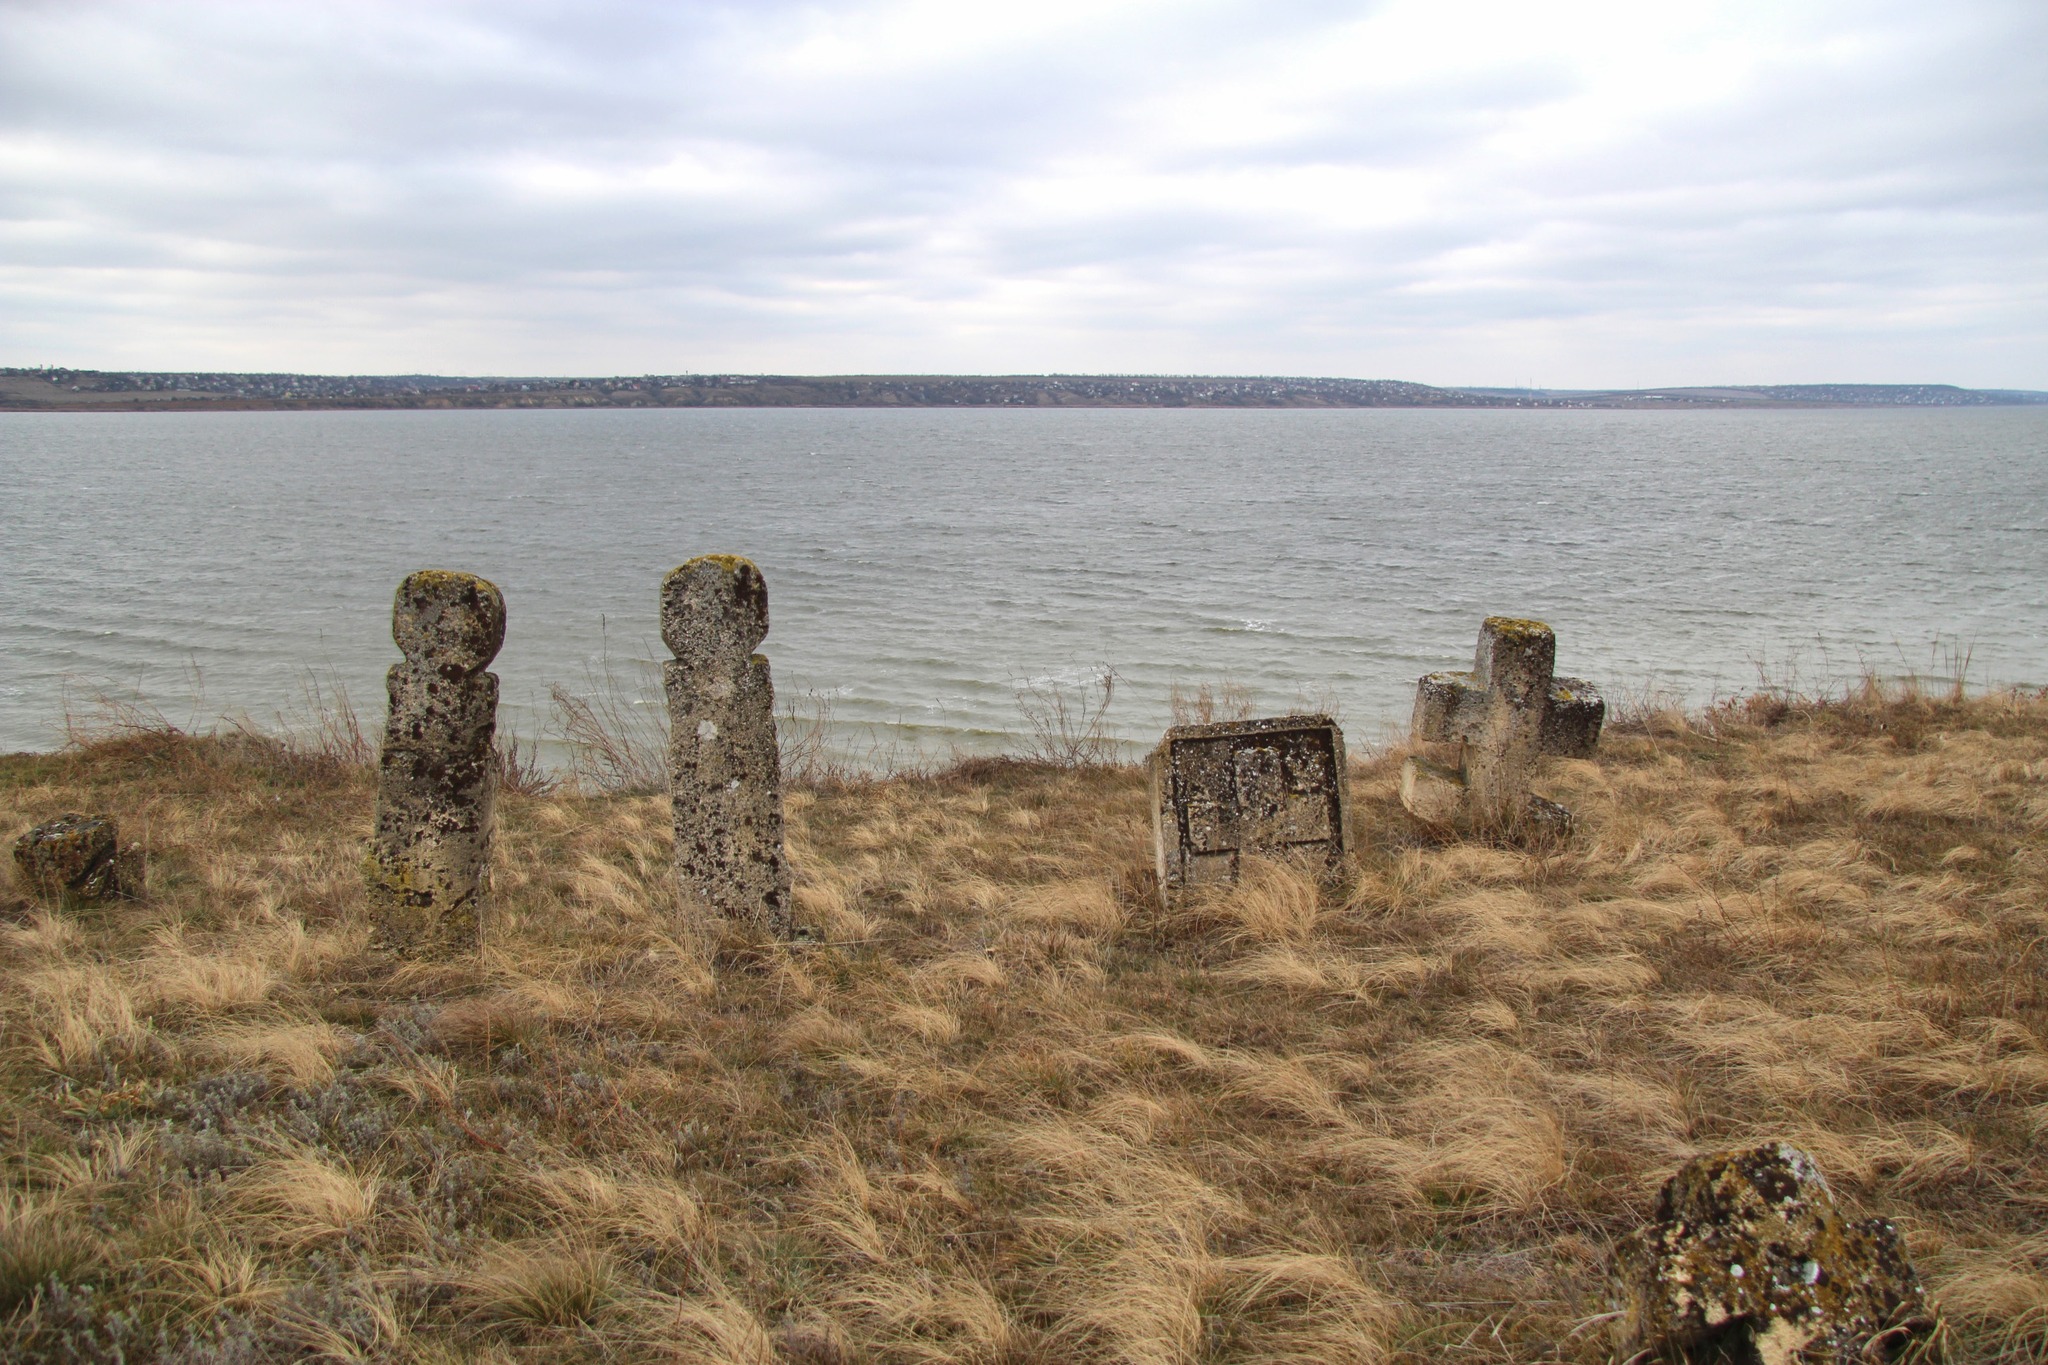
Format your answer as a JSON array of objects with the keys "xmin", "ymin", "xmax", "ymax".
[{"xmin": 2, "ymin": 0, "xmax": 2042, "ymax": 386}]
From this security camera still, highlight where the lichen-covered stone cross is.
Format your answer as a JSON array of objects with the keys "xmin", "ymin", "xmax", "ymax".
[
  {"xmin": 662, "ymin": 554, "xmax": 793, "ymax": 936},
  {"xmin": 1399, "ymin": 616, "xmax": 1603, "ymax": 830},
  {"xmin": 367, "ymin": 569, "xmax": 505, "ymax": 953}
]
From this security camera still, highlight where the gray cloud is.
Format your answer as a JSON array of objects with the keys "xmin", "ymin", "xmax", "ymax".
[{"xmin": 0, "ymin": 0, "xmax": 2041, "ymax": 384}]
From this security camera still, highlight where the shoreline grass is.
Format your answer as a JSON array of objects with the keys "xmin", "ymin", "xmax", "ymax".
[{"xmin": 1, "ymin": 677, "xmax": 2045, "ymax": 1361}]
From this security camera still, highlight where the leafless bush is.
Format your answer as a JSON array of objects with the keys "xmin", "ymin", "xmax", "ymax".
[
  {"xmin": 61, "ymin": 667, "xmax": 381, "ymax": 778},
  {"xmin": 540, "ymin": 627, "xmax": 671, "ymax": 796},
  {"xmin": 493, "ymin": 729, "xmax": 558, "ymax": 796},
  {"xmin": 1290, "ymin": 681, "xmax": 1346, "ymax": 728},
  {"xmin": 549, "ymin": 681, "xmax": 667, "ymax": 796},
  {"xmin": 60, "ymin": 680, "xmax": 188, "ymax": 751},
  {"xmin": 780, "ymin": 689, "xmax": 935, "ymax": 789},
  {"xmin": 1015, "ymin": 665, "xmax": 1125, "ymax": 767},
  {"xmin": 1603, "ymin": 676, "xmax": 1695, "ymax": 736},
  {"xmin": 1168, "ymin": 679, "xmax": 1255, "ymax": 727},
  {"xmin": 275, "ymin": 669, "xmax": 375, "ymax": 769},
  {"xmin": 1900, "ymin": 635, "xmax": 1977, "ymax": 704},
  {"xmin": 779, "ymin": 688, "xmax": 837, "ymax": 787}
]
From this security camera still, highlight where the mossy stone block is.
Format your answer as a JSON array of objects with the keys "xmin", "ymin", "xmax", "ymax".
[{"xmin": 14, "ymin": 812, "xmax": 125, "ymax": 904}]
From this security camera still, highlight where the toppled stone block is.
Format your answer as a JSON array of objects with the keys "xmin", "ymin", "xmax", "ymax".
[
  {"xmin": 368, "ymin": 570, "xmax": 505, "ymax": 954},
  {"xmin": 1610, "ymin": 1143, "xmax": 1934, "ymax": 1364},
  {"xmin": 14, "ymin": 813, "xmax": 129, "ymax": 904},
  {"xmin": 663, "ymin": 554, "xmax": 792, "ymax": 935},
  {"xmin": 1150, "ymin": 714, "xmax": 1347, "ymax": 902},
  {"xmin": 1397, "ymin": 754, "xmax": 1464, "ymax": 827},
  {"xmin": 1400, "ymin": 616, "xmax": 1604, "ymax": 832}
]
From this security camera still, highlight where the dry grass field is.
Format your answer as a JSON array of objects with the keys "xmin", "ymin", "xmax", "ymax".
[{"xmin": 2, "ymin": 684, "xmax": 2046, "ymax": 1363}]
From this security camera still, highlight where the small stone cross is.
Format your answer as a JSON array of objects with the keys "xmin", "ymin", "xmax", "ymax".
[
  {"xmin": 1399, "ymin": 616, "xmax": 1603, "ymax": 831},
  {"xmin": 368, "ymin": 569, "xmax": 505, "ymax": 952},
  {"xmin": 663, "ymin": 554, "xmax": 793, "ymax": 935}
]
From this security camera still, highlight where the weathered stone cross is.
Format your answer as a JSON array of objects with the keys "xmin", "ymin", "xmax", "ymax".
[
  {"xmin": 1399, "ymin": 616, "xmax": 1603, "ymax": 831},
  {"xmin": 663, "ymin": 554, "xmax": 793, "ymax": 935},
  {"xmin": 368, "ymin": 569, "xmax": 505, "ymax": 953}
]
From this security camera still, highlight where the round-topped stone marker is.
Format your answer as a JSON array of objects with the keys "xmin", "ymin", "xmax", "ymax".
[
  {"xmin": 370, "ymin": 569, "xmax": 505, "ymax": 954},
  {"xmin": 392, "ymin": 570, "xmax": 505, "ymax": 676},
  {"xmin": 661, "ymin": 555, "xmax": 768, "ymax": 668},
  {"xmin": 661, "ymin": 554, "xmax": 791, "ymax": 934}
]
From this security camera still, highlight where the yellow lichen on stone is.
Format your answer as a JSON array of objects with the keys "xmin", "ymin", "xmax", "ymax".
[
  {"xmin": 1609, "ymin": 1143, "xmax": 1932, "ymax": 1363},
  {"xmin": 1483, "ymin": 615, "xmax": 1553, "ymax": 640},
  {"xmin": 687, "ymin": 553, "xmax": 759, "ymax": 577},
  {"xmin": 392, "ymin": 570, "xmax": 506, "ymax": 674},
  {"xmin": 405, "ymin": 567, "xmax": 481, "ymax": 593}
]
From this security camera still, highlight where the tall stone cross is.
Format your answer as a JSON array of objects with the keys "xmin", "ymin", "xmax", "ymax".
[
  {"xmin": 368, "ymin": 570, "xmax": 505, "ymax": 952},
  {"xmin": 662, "ymin": 555, "xmax": 793, "ymax": 935},
  {"xmin": 1399, "ymin": 616, "xmax": 1603, "ymax": 831}
]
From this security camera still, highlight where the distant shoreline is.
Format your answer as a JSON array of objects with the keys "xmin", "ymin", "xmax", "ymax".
[{"xmin": 5, "ymin": 368, "xmax": 2045, "ymax": 413}]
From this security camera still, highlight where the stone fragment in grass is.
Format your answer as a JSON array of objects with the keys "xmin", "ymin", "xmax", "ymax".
[
  {"xmin": 1397, "ymin": 754, "xmax": 1464, "ymax": 826},
  {"xmin": 662, "ymin": 554, "xmax": 792, "ymax": 935},
  {"xmin": 13, "ymin": 812, "xmax": 128, "ymax": 904},
  {"xmin": 1609, "ymin": 1142, "xmax": 1933, "ymax": 1364},
  {"xmin": 1400, "ymin": 616, "xmax": 1603, "ymax": 833},
  {"xmin": 1149, "ymin": 714, "xmax": 1347, "ymax": 903},
  {"xmin": 367, "ymin": 569, "xmax": 505, "ymax": 953}
]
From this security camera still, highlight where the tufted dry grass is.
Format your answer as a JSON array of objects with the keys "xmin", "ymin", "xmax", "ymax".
[{"xmin": 1, "ymin": 683, "xmax": 2046, "ymax": 1361}]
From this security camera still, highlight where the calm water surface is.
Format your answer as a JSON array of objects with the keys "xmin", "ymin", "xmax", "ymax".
[{"xmin": 4, "ymin": 407, "xmax": 2044, "ymax": 760}]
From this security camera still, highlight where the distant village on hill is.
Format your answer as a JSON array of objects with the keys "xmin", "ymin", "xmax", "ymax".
[{"xmin": 3, "ymin": 367, "xmax": 2044, "ymax": 412}]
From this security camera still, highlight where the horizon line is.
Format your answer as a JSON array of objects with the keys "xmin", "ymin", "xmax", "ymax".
[{"xmin": 6, "ymin": 366, "xmax": 2045, "ymax": 394}]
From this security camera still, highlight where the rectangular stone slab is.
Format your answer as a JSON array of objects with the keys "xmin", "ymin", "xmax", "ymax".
[{"xmin": 1150, "ymin": 714, "xmax": 1347, "ymax": 900}]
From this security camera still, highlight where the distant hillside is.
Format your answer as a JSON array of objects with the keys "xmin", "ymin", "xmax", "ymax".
[
  {"xmin": 4, "ymin": 368, "xmax": 2044, "ymax": 412},
  {"xmin": 0, "ymin": 370, "xmax": 1495, "ymax": 411},
  {"xmin": 1456, "ymin": 383, "xmax": 2048, "ymax": 408}
]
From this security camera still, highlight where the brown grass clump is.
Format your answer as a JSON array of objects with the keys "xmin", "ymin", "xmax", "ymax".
[{"xmin": 1, "ymin": 685, "xmax": 2046, "ymax": 1360}]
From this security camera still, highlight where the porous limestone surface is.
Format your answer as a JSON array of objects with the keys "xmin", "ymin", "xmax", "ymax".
[
  {"xmin": 1400, "ymin": 616, "xmax": 1605, "ymax": 832},
  {"xmin": 662, "ymin": 555, "xmax": 792, "ymax": 935},
  {"xmin": 368, "ymin": 570, "xmax": 505, "ymax": 954},
  {"xmin": 1149, "ymin": 713, "xmax": 1347, "ymax": 902},
  {"xmin": 13, "ymin": 812, "xmax": 126, "ymax": 904},
  {"xmin": 392, "ymin": 568, "xmax": 507, "ymax": 676},
  {"xmin": 1609, "ymin": 1143, "xmax": 1932, "ymax": 1364},
  {"xmin": 1540, "ymin": 676, "xmax": 1606, "ymax": 758},
  {"xmin": 660, "ymin": 553, "xmax": 768, "ymax": 670}
]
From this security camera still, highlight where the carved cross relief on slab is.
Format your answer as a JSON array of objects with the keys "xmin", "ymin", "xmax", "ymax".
[
  {"xmin": 1150, "ymin": 714, "xmax": 1348, "ymax": 901},
  {"xmin": 1400, "ymin": 616, "xmax": 1604, "ymax": 830}
]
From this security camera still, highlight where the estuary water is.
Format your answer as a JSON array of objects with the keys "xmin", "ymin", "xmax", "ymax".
[{"xmin": 3, "ymin": 406, "xmax": 2044, "ymax": 761}]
